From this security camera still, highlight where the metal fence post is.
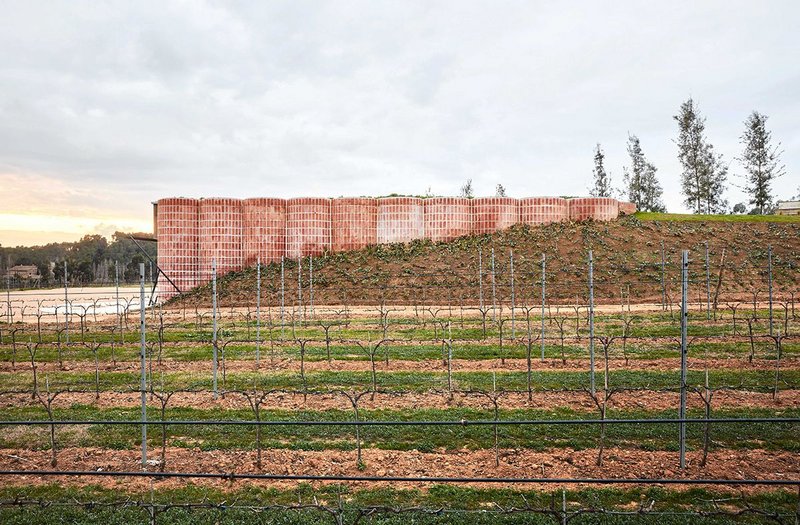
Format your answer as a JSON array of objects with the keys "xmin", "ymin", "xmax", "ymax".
[
  {"xmin": 541, "ymin": 253, "xmax": 546, "ymax": 362},
  {"xmin": 115, "ymin": 261, "xmax": 121, "ymax": 343},
  {"xmin": 510, "ymin": 249, "xmax": 515, "ymax": 339},
  {"xmin": 139, "ymin": 262, "xmax": 147, "ymax": 467},
  {"xmin": 256, "ymin": 257, "xmax": 261, "ymax": 366},
  {"xmin": 64, "ymin": 261, "xmax": 69, "ymax": 343},
  {"xmin": 447, "ymin": 323, "xmax": 453, "ymax": 396},
  {"xmin": 212, "ymin": 257, "xmax": 218, "ymax": 399},
  {"xmin": 589, "ymin": 250, "xmax": 595, "ymax": 395},
  {"xmin": 478, "ymin": 247, "xmax": 484, "ymax": 311},
  {"xmin": 5, "ymin": 272, "xmax": 10, "ymax": 325},
  {"xmin": 310, "ymin": 254, "xmax": 314, "ymax": 319},
  {"xmin": 491, "ymin": 248, "xmax": 497, "ymax": 322},
  {"xmin": 705, "ymin": 241, "xmax": 711, "ymax": 320},
  {"xmin": 297, "ymin": 257, "xmax": 303, "ymax": 322},
  {"xmin": 680, "ymin": 249, "xmax": 689, "ymax": 469},
  {"xmin": 280, "ymin": 256, "xmax": 285, "ymax": 341},
  {"xmin": 768, "ymin": 245, "xmax": 773, "ymax": 336},
  {"xmin": 660, "ymin": 240, "xmax": 666, "ymax": 312}
]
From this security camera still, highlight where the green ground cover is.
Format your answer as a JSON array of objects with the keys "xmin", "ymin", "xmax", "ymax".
[
  {"xmin": 635, "ymin": 212, "xmax": 800, "ymax": 223},
  {"xmin": 1, "ymin": 368, "xmax": 798, "ymax": 393},
  {"xmin": 1, "ymin": 405, "xmax": 798, "ymax": 453},
  {"xmin": 0, "ymin": 484, "xmax": 796, "ymax": 524}
]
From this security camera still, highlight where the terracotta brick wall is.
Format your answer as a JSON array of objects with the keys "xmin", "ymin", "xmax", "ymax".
[
  {"xmin": 377, "ymin": 197, "xmax": 424, "ymax": 243},
  {"xmin": 156, "ymin": 195, "xmax": 627, "ymax": 298},
  {"xmin": 423, "ymin": 197, "xmax": 472, "ymax": 242},
  {"xmin": 568, "ymin": 197, "xmax": 620, "ymax": 221},
  {"xmin": 198, "ymin": 198, "xmax": 243, "ymax": 283},
  {"xmin": 473, "ymin": 197, "xmax": 519, "ymax": 234},
  {"xmin": 156, "ymin": 197, "xmax": 198, "ymax": 300},
  {"xmin": 519, "ymin": 197, "xmax": 569, "ymax": 225},
  {"xmin": 286, "ymin": 198, "xmax": 331, "ymax": 259},
  {"xmin": 243, "ymin": 198, "xmax": 286, "ymax": 266},
  {"xmin": 332, "ymin": 197, "xmax": 377, "ymax": 251}
]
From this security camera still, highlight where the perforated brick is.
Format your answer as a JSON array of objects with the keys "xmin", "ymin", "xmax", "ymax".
[
  {"xmin": 198, "ymin": 198, "xmax": 243, "ymax": 282},
  {"xmin": 618, "ymin": 201, "xmax": 637, "ymax": 215},
  {"xmin": 423, "ymin": 197, "xmax": 472, "ymax": 242},
  {"xmin": 377, "ymin": 197, "xmax": 424, "ymax": 243},
  {"xmin": 332, "ymin": 198, "xmax": 377, "ymax": 252},
  {"xmin": 156, "ymin": 197, "xmax": 198, "ymax": 300},
  {"xmin": 243, "ymin": 198, "xmax": 286, "ymax": 266},
  {"xmin": 519, "ymin": 197, "xmax": 569, "ymax": 225},
  {"xmin": 155, "ymin": 194, "xmax": 628, "ymax": 298},
  {"xmin": 472, "ymin": 197, "xmax": 519, "ymax": 234},
  {"xmin": 568, "ymin": 197, "xmax": 619, "ymax": 221},
  {"xmin": 286, "ymin": 198, "xmax": 331, "ymax": 258}
]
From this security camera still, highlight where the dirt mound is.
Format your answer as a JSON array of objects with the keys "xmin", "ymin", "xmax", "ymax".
[
  {"xmin": 178, "ymin": 217, "xmax": 800, "ymax": 308},
  {"xmin": 2, "ymin": 446, "xmax": 798, "ymax": 492}
]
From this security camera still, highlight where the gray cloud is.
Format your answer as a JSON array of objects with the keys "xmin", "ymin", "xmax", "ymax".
[{"xmin": 0, "ymin": 0, "xmax": 798, "ymax": 234}]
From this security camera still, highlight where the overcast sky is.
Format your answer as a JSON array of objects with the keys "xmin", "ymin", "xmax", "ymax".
[{"xmin": 1, "ymin": 1, "xmax": 798, "ymax": 246}]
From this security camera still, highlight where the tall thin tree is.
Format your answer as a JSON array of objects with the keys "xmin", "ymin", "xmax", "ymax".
[
  {"xmin": 674, "ymin": 98, "xmax": 728, "ymax": 213},
  {"xmin": 590, "ymin": 143, "xmax": 612, "ymax": 197},
  {"xmin": 623, "ymin": 134, "xmax": 665, "ymax": 212},
  {"xmin": 737, "ymin": 111, "xmax": 785, "ymax": 214},
  {"xmin": 460, "ymin": 179, "xmax": 474, "ymax": 198},
  {"xmin": 703, "ymin": 148, "xmax": 729, "ymax": 214}
]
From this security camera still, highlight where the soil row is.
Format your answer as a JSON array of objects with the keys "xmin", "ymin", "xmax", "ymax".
[
  {"xmin": 1, "ymin": 446, "xmax": 797, "ymax": 493},
  {"xmin": 3, "ymin": 388, "xmax": 798, "ymax": 412},
  {"xmin": 2, "ymin": 357, "xmax": 796, "ymax": 375}
]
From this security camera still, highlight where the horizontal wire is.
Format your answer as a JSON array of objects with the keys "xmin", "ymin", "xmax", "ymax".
[
  {"xmin": 0, "ymin": 469, "xmax": 797, "ymax": 485},
  {"xmin": 1, "ymin": 417, "xmax": 798, "ymax": 427},
  {"xmin": 0, "ymin": 498, "xmax": 794, "ymax": 521}
]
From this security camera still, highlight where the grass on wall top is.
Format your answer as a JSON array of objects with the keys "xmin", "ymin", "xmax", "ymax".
[{"xmin": 635, "ymin": 211, "xmax": 800, "ymax": 223}]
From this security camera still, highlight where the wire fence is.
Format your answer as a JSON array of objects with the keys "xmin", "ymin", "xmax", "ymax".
[
  {"xmin": 0, "ymin": 244, "xmax": 799, "ymax": 521},
  {"xmin": 2, "ymin": 492, "xmax": 797, "ymax": 525}
]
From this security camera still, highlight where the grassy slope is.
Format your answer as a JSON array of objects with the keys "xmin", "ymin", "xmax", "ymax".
[
  {"xmin": 635, "ymin": 212, "xmax": 800, "ymax": 223},
  {"xmin": 4, "ymin": 215, "xmax": 799, "ymax": 523},
  {"xmin": 1, "ymin": 484, "xmax": 797, "ymax": 524},
  {"xmin": 181, "ymin": 216, "xmax": 800, "ymax": 307},
  {"xmin": 2, "ymin": 405, "xmax": 798, "ymax": 453},
  {"xmin": 3, "ymin": 368, "xmax": 798, "ymax": 392}
]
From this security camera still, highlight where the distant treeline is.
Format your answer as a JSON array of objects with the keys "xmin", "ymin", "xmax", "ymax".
[{"xmin": 1, "ymin": 232, "xmax": 157, "ymax": 287}]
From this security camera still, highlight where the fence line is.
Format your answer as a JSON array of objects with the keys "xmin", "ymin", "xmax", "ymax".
[
  {"xmin": 1, "ymin": 469, "xmax": 798, "ymax": 486},
  {"xmin": 0, "ymin": 495, "xmax": 795, "ymax": 525},
  {"xmin": 0, "ymin": 241, "xmax": 799, "ymax": 515}
]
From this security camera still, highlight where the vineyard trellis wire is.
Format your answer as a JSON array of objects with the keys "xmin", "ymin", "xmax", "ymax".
[
  {"xmin": 0, "ymin": 243, "xmax": 799, "ymax": 521},
  {"xmin": 1, "ymin": 492, "xmax": 797, "ymax": 525}
]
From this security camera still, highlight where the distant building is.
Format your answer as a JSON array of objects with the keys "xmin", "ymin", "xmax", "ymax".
[
  {"xmin": 776, "ymin": 201, "xmax": 800, "ymax": 216},
  {"xmin": 5, "ymin": 265, "xmax": 41, "ymax": 280}
]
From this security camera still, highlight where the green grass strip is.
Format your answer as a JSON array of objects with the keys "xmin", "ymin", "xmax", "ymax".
[{"xmin": 1, "ymin": 405, "xmax": 797, "ymax": 453}]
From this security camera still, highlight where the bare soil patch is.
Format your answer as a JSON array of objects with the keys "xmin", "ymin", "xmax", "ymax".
[
  {"xmin": 0, "ymin": 446, "xmax": 797, "ymax": 493},
  {"xmin": 3, "ymin": 388, "xmax": 798, "ymax": 412},
  {"xmin": 179, "ymin": 219, "xmax": 800, "ymax": 308},
  {"xmin": 4, "ymin": 357, "xmax": 797, "ymax": 375}
]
